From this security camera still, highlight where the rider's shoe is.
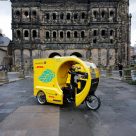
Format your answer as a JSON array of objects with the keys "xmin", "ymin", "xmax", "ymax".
[{"xmin": 67, "ymin": 98, "xmax": 72, "ymax": 103}]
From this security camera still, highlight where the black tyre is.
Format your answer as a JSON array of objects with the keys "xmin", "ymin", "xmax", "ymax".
[
  {"xmin": 37, "ymin": 91, "xmax": 47, "ymax": 105},
  {"xmin": 85, "ymin": 95, "xmax": 101, "ymax": 111}
]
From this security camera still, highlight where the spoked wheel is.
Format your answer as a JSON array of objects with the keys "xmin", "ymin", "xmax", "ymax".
[
  {"xmin": 37, "ymin": 91, "xmax": 47, "ymax": 105},
  {"xmin": 85, "ymin": 95, "xmax": 101, "ymax": 111}
]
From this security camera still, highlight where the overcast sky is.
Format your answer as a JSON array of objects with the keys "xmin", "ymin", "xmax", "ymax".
[{"xmin": 0, "ymin": 0, "xmax": 136, "ymax": 46}]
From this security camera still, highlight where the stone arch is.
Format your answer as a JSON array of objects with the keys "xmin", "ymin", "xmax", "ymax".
[
  {"xmin": 70, "ymin": 52, "xmax": 82, "ymax": 58},
  {"xmin": 109, "ymin": 49, "xmax": 115, "ymax": 66},
  {"xmin": 91, "ymin": 49, "xmax": 98, "ymax": 66},
  {"xmin": 49, "ymin": 52, "xmax": 61, "ymax": 58},
  {"xmin": 100, "ymin": 49, "xmax": 107, "ymax": 66},
  {"xmin": 32, "ymin": 50, "xmax": 40, "ymax": 59},
  {"xmin": 14, "ymin": 49, "xmax": 21, "ymax": 66},
  {"xmin": 23, "ymin": 49, "xmax": 30, "ymax": 65},
  {"xmin": 23, "ymin": 49, "xmax": 30, "ymax": 72}
]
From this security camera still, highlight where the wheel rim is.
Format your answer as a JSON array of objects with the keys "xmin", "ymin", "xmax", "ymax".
[
  {"xmin": 37, "ymin": 91, "xmax": 46, "ymax": 104},
  {"xmin": 86, "ymin": 95, "xmax": 100, "ymax": 110}
]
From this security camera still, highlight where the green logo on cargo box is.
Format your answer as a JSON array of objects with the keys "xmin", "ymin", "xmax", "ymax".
[{"xmin": 39, "ymin": 69, "xmax": 55, "ymax": 83}]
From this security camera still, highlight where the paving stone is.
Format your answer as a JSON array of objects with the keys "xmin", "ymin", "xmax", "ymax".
[
  {"xmin": 0, "ymin": 109, "xmax": 14, "ymax": 114},
  {"xmin": 15, "ymin": 105, "xmax": 59, "ymax": 113},
  {"xmin": 0, "ymin": 130, "xmax": 27, "ymax": 136},
  {"xmin": 0, "ymin": 106, "xmax": 60, "ymax": 136}
]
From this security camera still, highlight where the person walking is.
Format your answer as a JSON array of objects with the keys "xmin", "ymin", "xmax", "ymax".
[{"xmin": 118, "ymin": 63, "xmax": 123, "ymax": 77}]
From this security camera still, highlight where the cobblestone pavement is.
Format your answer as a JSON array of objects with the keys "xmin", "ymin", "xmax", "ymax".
[{"xmin": 0, "ymin": 78, "xmax": 136, "ymax": 136}]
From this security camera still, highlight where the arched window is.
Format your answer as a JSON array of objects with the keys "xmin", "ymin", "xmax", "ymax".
[
  {"xmin": 24, "ymin": 11, "xmax": 29, "ymax": 17},
  {"xmin": 67, "ymin": 31, "xmax": 71, "ymax": 38},
  {"xmin": 110, "ymin": 30, "xmax": 114, "ymax": 36},
  {"xmin": 110, "ymin": 39, "xmax": 114, "ymax": 44},
  {"xmin": 46, "ymin": 31, "xmax": 50, "ymax": 38},
  {"xmin": 93, "ymin": 11, "xmax": 98, "ymax": 18},
  {"xmin": 93, "ymin": 30, "xmax": 97, "ymax": 36},
  {"xmin": 16, "ymin": 30, "xmax": 21, "ymax": 38},
  {"xmin": 53, "ymin": 31, "xmax": 57, "ymax": 38},
  {"xmin": 101, "ymin": 11, "xmax": 106, "ymax": 18},
  {"xmin": 81, "ymin": 31, "xmax": 85, "ymax": 38},
  {"xmin": 16, "ymin": 10, "xmax": 20, "ymax": 16},
  {"xmin": 67, "ymin": 13, "xmax": 70, "ymax": 20},
  {"xmin": 60, "ymin": 13, "xmax": 64, "ymax": 20},
  {"xmin": 60, "ymin": 31, "xmax": 63, "ymax": 38},
  {"xmin": 24, "ymin": 30, "xmax": 29, "ymax": 37},
  {"xmin": 81, "ymin": 12, "xmax": 85, "ymax": 19},
  {"xmin": 101, "ymin": 30, "xmax": 106, "ymax": 36},
  {"xmin": 46, "ymin": 13, "xmax": 49, "ymax": 19},
  {"xmin": 53, "ymin": 13, "xmax": 56, "ymax": 20},
  {"xmin": 110, "ymin": 11, "xmax": 114, "ymax": 17},
  {"xmin": 74, "ymin": 31, "xmax": 78, "ymax": 38},
  {"xmin": 93, "ymin": 38, "xmax": 97, "ymax": 43},
  {"xmin": 74, "ymin": 13, "xmax": 78, "ymax": 19},
  {"xmin": 32, "ymin": 30, "xmax": 37, "ymax": 38},
  {"xmin": 32, "ymin": 10, "xmax": 37, "ymax": 16}
]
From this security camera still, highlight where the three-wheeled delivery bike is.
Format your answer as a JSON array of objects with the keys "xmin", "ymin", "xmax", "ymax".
[{"xmin": 33, "ymin": 56, "xmax": 101, "ymax": 110}]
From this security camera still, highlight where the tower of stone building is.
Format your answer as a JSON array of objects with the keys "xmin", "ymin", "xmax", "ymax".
[{"xmin": 10, "ymin": 0, "xmax": 131, "ymax": 69}]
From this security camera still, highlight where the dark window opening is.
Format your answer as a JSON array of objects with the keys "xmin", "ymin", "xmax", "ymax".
[
  {"xmin": 101, "ymin": 11, "xmax": 106, "ymax": 18},
  {"xmin": 81, "ymin": 12, "xmax": 85, "ymax": 19},
  {"xmin": 53, "ymin": 31, "xmax": 57, "ymax": 38},
  {"xmin": 110, "ymin": 11, "xmax": 114, "ymax": 17},
  {"xmin": 32, "ymin": 30, "xmax": 37, "ymax": 38},
  {"xmin": 46, "ymin": 31, "xmax": 50, "ymax": 38},
  {"xmin": 46, "ymin": 13, "xmax": 49, "ymax": 19},
  {"xmin": 93, "ymin": 38, "xmax": 97, "ymax": 43},
  {"xmin": 16, "ymin": 10, "xmax": 20, "ymax": 16},
  {"xmin": 24, "ymin": 30, "xmax": 29, "ymax": 37},
  {"xmin": 74, "ymin": 31, "xmax": 78, "ymax": 38},
  {"xmin": 60, "ymin": 31, "xmax": 63, "ymax": 38},
  {"xmin": 17, "ymin": 30, "xmax": 21, "ymax": 38},
  {"xmin": 70, "ymin": 52, "xmax": 82, "ymax": 58},
  {"xmin": 32, "ymin": 10, "xmax": 37, "ymax": 16},
  {"xmin": 110, "ymin": 39, "xmax": 114, "ymax": 44},
  {"xmin": 24, "ymin": 11, "xmax": 29, "ymax": 17},
  {"xmin": 81, "ymin": 31, "xmax": 85, "ymax": 38},
  {"xmin": 93, "ymin": 30, "xmax": 97, "ymax": 36},
  {"xmin": 74, "ymin": 13, "xmax": 78, "ymax": 19},
  {"xmin": 67, "ymin": 31, "xmax": 70, "ymax": 38},
  {"xmin": 110, "ymin": 30, "xmax": 114, "ymax": 36},
  {"xmin": 49, "ymin": 53, "xmax": 61, "ymax": 58},
  {"xmin": 93, "ymin": 11, "xmax": 98, "ymax": 18},
  {"xmin": 101, "ymin": 30, "xmax": 106, "ymax": 36},
  {"xmin": 53, "ymin": 13, "xmax": 56, "ymax": 20},
  {"xmin": 60, "ymin": 13, "xmax": 64, "ymax": 19},
  {"xmin": 67, "ymin": 13, "xmax": 70, "ymax": 20}
]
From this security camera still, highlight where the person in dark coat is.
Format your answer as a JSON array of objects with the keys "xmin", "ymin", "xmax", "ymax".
[{"xmin": 118, "ymin": 63, "xmax": 123, "ymax": 77}]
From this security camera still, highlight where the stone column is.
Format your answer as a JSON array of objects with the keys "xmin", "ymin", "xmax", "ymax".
[{"xmin": 0, "ymin": 71, "xmax": 9, "ymax": 83}]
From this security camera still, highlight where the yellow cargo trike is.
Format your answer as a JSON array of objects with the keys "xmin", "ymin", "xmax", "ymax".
[{"xmin": 33, "ymin": 56, "xmax": 101, "ymax": 110}]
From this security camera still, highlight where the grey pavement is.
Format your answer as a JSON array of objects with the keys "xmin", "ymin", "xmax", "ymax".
[
  {"xmin": 100, "ymin": 70, "xmax": 123, "ymax": 80},
  {"xmin": 0, "ymin": 78, "xmax": 136, "ymax": 136},
  {"xmin": 0, "ymin": 72, "xmax": 31, "ymax": 86}
]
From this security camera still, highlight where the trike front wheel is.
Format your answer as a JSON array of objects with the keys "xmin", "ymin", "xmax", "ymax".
[
  {"xmin": 37, "ymin": 91, "xmax": 47, "ymax": 105},
  {"xmin": 85, "ymin": 95, "xmax": 101, "ymax": 110}
]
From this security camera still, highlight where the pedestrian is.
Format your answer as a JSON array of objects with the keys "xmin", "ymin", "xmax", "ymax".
[{"xmin": 118, "ymin": 63, "xmax": 123, "ymax": 77}]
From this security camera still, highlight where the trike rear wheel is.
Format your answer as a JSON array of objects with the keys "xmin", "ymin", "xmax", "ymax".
[
  {"xmin": 85, "ymin": 95, "xmax": 101, "ymax": 110},
  {"xmin": 37, "ymin": 91, "xmax": 47, "ymax": 105}
]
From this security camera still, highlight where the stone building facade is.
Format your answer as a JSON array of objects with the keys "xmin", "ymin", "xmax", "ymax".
[{"xmin": 11, "ymin": 0, "xmax": 131, "ymax": 68}]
